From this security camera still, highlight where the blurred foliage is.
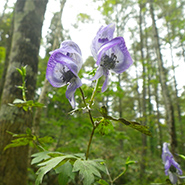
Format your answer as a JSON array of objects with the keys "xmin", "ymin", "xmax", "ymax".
[{"xmin": 1, "ymin": 0, "xmax": 185, "ymax": 184}]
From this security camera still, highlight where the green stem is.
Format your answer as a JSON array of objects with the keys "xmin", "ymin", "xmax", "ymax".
[
  {"xmin": 79, "ymin": 87, "xmax": 100, "ymax": 160},
  {"xmin": 79, "ymin": 87, "xmax": 94, "ymax": 126},
  {"xmin": 104, "ymin": 164, "xmax": 113, "ymax": 185},
  {"xmin": 22, "ymin": 76, "xmax": 27, "ymax": 101},
  {"xmin": 112, "ymin": 166, "xmax": 128, "ymax": 183},
  {"xmin": 89, "ymin": 79, "xmax": 100, "ymax": 108},
  {"xmin": 85, "ymin": 126, "xmax": 95, "ymax": 160},
  {"xmin": 79, "ymin": 87, "xmax": 95, "ymax": 159}
]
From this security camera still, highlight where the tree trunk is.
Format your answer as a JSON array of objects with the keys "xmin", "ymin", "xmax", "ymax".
[
  {"xmin": 0, "ymin": 3, "xmax": 14, "ymax": 99},
  {"xmin": 0, "ymin": 0, "xmax": 48, "ymax": 185},
  {"xmin": 167, "ymin": 22, "xmax": 184, "ymax": 153},
  {"xmin": 144, "ymin": 21, "xmax": 155, "ymax": 154},
  {"xmin": 139, "ymin": 2, "xmax": 147, "ymax": 180},
  {"xmin": 149, "ymin": 0, "xmax": 177, "ymax": 155},
  {"xmin": 154, "ymin": 81, "xmax": 163, "ymax": 153},
  {"xmin": 32, "ymin": 0, "xmax": 66, "ymax": 136}
]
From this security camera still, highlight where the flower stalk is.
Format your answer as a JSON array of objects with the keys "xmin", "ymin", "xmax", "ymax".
[
  {"xmin": 85, "ymin": 126, "xmax": 95, "ymax": 160},
  {"xmin": 89, "ymin": 79, "xmax": 100, "ymax": 108},
  {"xmin": 79, "ymin": 80, "xmax": 102, "ymax": 160}
]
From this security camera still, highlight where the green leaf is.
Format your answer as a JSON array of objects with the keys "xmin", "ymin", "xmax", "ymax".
[
  {"xmin": 9, "ymin": 99, "xmax": 44, "ymax": 110},
  {"xmin": 77, "ymin": 13, "xmax": 92, "ymax": 23},
  {"xmin": 88, "ymin": 68, "xmax": 97, "ymax": 76},
  {"xmin": 35, "ymin": 157, "xmax": 65, "ymax": 185},
  {"xmin": 4, "ymin": 139, "xmax": 29, "ymax": 150},
  {"xmin": 99, "ymin": 106, "xmax": 108, "ymax": 117},
  {"xmin": 73, "ymin": 159, "xmax": 103, "ymax": 185},
  {"xmin": 0, "ymin": 46, "xmax": 6, "ymax": 62},
  {"xmin": 56, "ymin": 161, "xmax": 74, "ymax": 185},
  {"xmin": 31, "ymin": 151, "xmax": 51, "ymax": 165},
  {"xmin": 89, "ymin": 159, "xmax": 107, "ymax": 174},
  {"xmin": 13, "ymin": 98, "xmax": 25, "ymax": 104},
  {"xmin": 22, "ymin": 65, "xmax": 27, "ymax": 77},
  {"xmin": 99, "ymin": 106, "xmax": 152, "ymax": 136},
  {"xmin": 4, "ymin": 131, "xmax": 34, "ymax": 151},
  {"xmin": 16, "ymin": 86, "xmax": 24, "ymax": 89},
  {"xmin": 16, "ymin": 68, "xmax": 23, "ymax": 76},
  {"xmin": 96, "ymin": 119, "xmax": 114, "ymax": 135},
  {"xmin": 34, "ymin": 154, "xmax": 78, "ymax": 185},
  {"xmin": 33, "ymin": 101, "xmax": 45, "ymax": 108},
  {"xmin": 125, "ymin": 157, "xmax": 136, "ymax": 166},
  {"xmin": 97, "ymin": 179, "xmax": 109, "ymax": 185},
  {"xmin": 118, "ymin": 118, "xmax": 152, "ymax": 136},
  {"xmin": 16, "ymin": 66, "xmax": 27, "ymax": 77},
  {"xmin": 38, "ymin": 136, "xmax": 54, "ymax": 145},
  {"xmin": 178, "ymin": 154, "xmax": 185, "ymax": 160}
]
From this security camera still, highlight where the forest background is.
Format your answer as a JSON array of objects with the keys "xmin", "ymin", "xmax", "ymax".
[{"xmin": 0, "ymin": 0, "xmax": 185, "ymax": 184}]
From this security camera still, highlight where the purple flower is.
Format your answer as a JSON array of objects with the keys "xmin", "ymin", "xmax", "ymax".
[
  {"xmin": 162, "ymin": 142, "xmax": 182, "ymax": 184},
  {"xmin": 46, "ymin": 40, "xmax": 83, "ymax": 108},
  {"xmin": 90, "ymin": 23, "xmax": 133, "ymax": 92}
]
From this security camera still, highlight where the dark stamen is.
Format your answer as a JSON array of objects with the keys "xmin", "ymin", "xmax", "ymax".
[
  {"xmin": 62, "ymin": 70, "xmax": 76, "ymax": 83},
  {"xmin": 100, "ymin": 53, "xmax": 119, "ymax": 70}
]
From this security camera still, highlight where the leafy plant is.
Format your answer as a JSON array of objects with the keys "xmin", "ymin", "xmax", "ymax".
[
  {"xmin": 8, "ymin": 66, "xmax": 44, "ymax": 111},
  {"xmin": 31, "ymin": 151, "xmax": 107, "ymax": 185}
]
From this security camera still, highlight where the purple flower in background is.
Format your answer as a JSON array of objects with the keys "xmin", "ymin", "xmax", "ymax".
[
  {"xmin": 162, "ymin": 142, "xmax": 182, "ymax": 184},
  {"xmin": 90, "ymin": 23, "xmax": 133, "ymax": 92},
  {"xmin": 46, "ymin": 40, "xmax": 83, "ymax": 108}
]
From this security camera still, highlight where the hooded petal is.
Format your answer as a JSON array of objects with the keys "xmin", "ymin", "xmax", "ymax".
[
  {"xmin": 60, "ymin": 40, "xmax": 83, "ymax": 69},
  {"xmin": 46, "ymin": 52, "xmax": 78, "ymax": 87},
  {"xmin": 54, "ymin": 52, "xmax": 79, "ymax": 75},
  {"xmin": 49, "ymin": 40, "xmax": 83, "ymax": 70},
  {"xmin": 96, "ymin": 37, "xmax": 133, "ymax": 73},
  {"xmin": 91, "ymin": 23, "xmax": 115, "ymax": 60},
  {"xmin": 66, "ymin": 77, "xmax": 82, "ymax": 108}
]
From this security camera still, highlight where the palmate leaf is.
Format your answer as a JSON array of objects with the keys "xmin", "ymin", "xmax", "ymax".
[
  {"xmin": 33, "ymin": 153, "xmax": 78, "ymax": 185},
  {"xmin": 35, "ymin": 156, "xmax": 66, "ymax": 185},
  {"xmin": 73, "ymin": 159, "xmax": 106, "ymax": 185},
  {"xmin": 56, "ymin": 161, "xmax": 75, "ymax": 185},
  {"xmin": 99, "ymin": 106, "xmax": 152, "ymax": 136},
  {"xmin": 31, "ymin": 151, "xmax": 51, "ymax": 165}
]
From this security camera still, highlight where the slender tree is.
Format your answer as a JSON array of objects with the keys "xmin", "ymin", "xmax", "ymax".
[
  {"xmin": 0, "ymin": 1, "xmax": 48, "ymax": 184},
  {"xmin": 139, "ymin": 1, "xmax": 148, "ymax": 180},
  {"xmin": 149, "ymin": 0, "xmax": 177, "ymax": 155}
]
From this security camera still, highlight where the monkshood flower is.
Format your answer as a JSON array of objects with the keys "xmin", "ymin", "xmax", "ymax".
[
  {"xmin": 162, "ymin": 142, "xmax": 183, "ymax": 184},
  {"xmin": 46, "ymin": 40, "xmax": 83, "ymax": 108},
  {"xmin": 90, "ymin": 23, "xmax": 133, "ymax": 92}
]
